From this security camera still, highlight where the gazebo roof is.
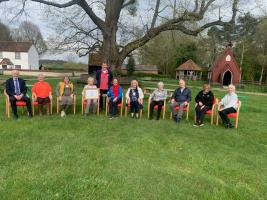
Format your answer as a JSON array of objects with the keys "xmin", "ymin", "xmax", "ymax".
[
  {"xmin": 0, "ymin": 58, "xmax": 14, "ymax": 65},
  {"xmin": 176, "ymin": 59, "xmax": 203, "ymax": 71}
]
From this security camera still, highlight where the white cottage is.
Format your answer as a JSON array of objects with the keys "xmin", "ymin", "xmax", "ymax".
[{"xmin": 0, "ymin": 41, "xmax": 39, "ymax": 70}]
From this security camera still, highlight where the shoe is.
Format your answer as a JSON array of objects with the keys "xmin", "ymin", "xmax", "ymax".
[
  {"xmin": 199, "ymin": 123, "xmax": 204, "ymax": 127},
  {"xmin": 61, "ymin": 111, "xmax": 66, "ymax": 117},
  {"xmin": 193, "ymin": 123, "xmax": 199, "ymax": 127},
  {"xmin": 131, "ymin": 113, "xmax": 134, "ymax": 118},
  {"xmin": 135, "ymin": 114, "xmax": 139, "ymax": 119}
]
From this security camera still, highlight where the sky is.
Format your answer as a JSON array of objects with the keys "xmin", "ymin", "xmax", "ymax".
[{"xmin": 0, "ymin": 0, "xmax": 266, "ymax": 63}]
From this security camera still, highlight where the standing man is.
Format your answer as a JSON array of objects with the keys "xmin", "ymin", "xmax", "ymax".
[
  {"xmin": 5, "ymin": 70, "xmax": 33, "ymax": 119},
  {"xmin": 96, "ymin": 62, "xmax": 113, "ymax": 109},
  {"xmin": 170, "ymin": 79, "xmax": 191, "ymax": 123}
]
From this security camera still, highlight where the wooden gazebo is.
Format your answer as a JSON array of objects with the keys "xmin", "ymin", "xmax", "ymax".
[{"xmin": 176, "ymin": 59, "xmax": 203, "ymax": 80}]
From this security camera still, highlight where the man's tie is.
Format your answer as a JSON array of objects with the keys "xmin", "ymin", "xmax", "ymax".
[{"xmin": 14, "ymin": 79, "xmax": 21, "ymax": 95}]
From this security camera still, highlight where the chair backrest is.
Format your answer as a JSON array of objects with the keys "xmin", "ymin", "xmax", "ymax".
[{"xmin": 213, "ymin": 96, "xmax": 217, "ymax": 105}]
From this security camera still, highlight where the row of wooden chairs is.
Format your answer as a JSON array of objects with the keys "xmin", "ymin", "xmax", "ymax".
[
  {"xmin": 147, "ymin": 96, "xmax": 241, "ymax": 128},
  {"xmin": 4, "ymin": 91, "xmax": 241, "ymax": 128}
]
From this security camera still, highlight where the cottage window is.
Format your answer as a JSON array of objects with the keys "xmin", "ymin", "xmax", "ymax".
[
  {"xmin": 0, "ymin": 52, "xmax": 3, "ymax": 58},
  {"xmin": 15, "ymin": 52, "xmax": 21, "ymax": 59},
  {"xmin": 15, "ymin": 65, "xmax": 21, "ymax": 69}
]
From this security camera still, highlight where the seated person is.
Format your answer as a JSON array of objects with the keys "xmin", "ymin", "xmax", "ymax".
[
  {"xmin": 194, "ymin": 84, "xmax": 214, "ymax": 127},
  {"xmin": 107, "ymin": 78, "xmax": 123, "ymax": 119},
  {"xmin": 170, "ymin": 79, "xmax": 191, "ymax": 123},
  {"xmin": 149, "ymin": 82, "xmax": 167, "ymax": 120},
  {"xmin": 218, "ymin": 84, "xmax": 238, "ymax": 128},
  {"xmin": 5, "ymin": 70, "xmax": 33, "ymax": 119},
  {"xmin": 56, "ymin": 76, "xmax": 75, "ymax": 117},
  {"xmin": 82, "ymin": 77, "xmax": 98, "ymax": 116},
  {"xmin": 32, "ymin": 74, "xmax": 52, "ymax": 116},
  {"xmin": 126, "ymin": 80, "xmax": 144, "ymax": 119}
]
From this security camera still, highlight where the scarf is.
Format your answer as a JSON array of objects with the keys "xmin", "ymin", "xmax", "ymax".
[{"xmin": 112, "ymin": 84, "xmax": 120, "ymax": 98}]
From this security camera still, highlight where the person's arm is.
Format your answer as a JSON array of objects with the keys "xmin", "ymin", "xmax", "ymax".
[
  {"xmin": 21, "ymin": 79, "xmax": 27, "ymax": 96},
  {"xmin": 48, "ymin": 84, "xmax": 52, "ymax": 99},
  {"xmin": 118, "ymin": 87, "xmax": 123, "ymax": 99},
  {"xmin": 163, "ymin": 90, "xmax": 168, "ymax": 100},
  {"xmin": 150, "ymin": 90, "xmax": 155, "ymax": 101},
  {"xmin": 139, "ymin": 88, "xmax": 144, "ymax": 99},
  {"xmin": 107, "ymin": 87, "xmax": 113, "ymax": 98},
  {"xmin": 186, "ymin": 88, "xmax": 192, "ymax": 102},
  {"xmin": 5, "ymin": 80, "xmax": 13, "ymax": 96}
]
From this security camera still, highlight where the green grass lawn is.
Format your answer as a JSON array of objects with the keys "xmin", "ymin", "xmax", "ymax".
[{"xmin": 0, "ymin": 77, "xmax": 267, "ymax": 199}]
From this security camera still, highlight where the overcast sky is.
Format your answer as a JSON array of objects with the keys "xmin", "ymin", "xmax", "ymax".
[{"xmin": 0, "ymin": 0, "xmax": 266, "ymax": 63}]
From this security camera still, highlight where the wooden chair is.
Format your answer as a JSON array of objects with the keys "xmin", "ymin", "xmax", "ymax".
[
  {"xmin": 194, "ymin": 96, "xmax": 218, "ymax": 125},
  {"xmin": 4, "ymin": 90, "xmax": 28, "ymax": 118},
  {"xmin": 32, "ymin": 93, "xmax": 53, "ymax": 116},
  {"xmin": 216, "ymin": 100, "xmax": 242, "ymax": 128},
  {"xmin": 169, "ymin": 103, "xmax": 190, "ymax": 120},
  {"xmin": 106, "ymin": 97, "xmax": 124, "ymax": 117},
  {"xmin": 147, "ymin": 97, "xmax": 166, "ymax": 119},
  {"xmin": 56, "ymin": 95, "xmax": 76, "ymax": 115},
  {"xmin": 124, "ymin": 98, "xmax": 143, "ymax": 118}
]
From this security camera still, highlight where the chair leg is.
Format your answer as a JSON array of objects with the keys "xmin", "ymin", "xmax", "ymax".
[
  {"xmin": 81, "ymin": 100, "xmax": 84, "ymax": 115},
  {"xmin": 73, "ymin": 101, "xmax": 76, "ymax": 115},
  {"xmin": 162, "ymin": 108, "xmax": 165, "ymax": 120},
  {"xmin": 147, "ymin": 102, "xmax": 150, "ymax": 119},
  {"xmin": 97, "ymin": 99, "xmax": 100, "ymax": 116},
  {"xmin": 186, "ymin": 110, "xmax": 189, "ymax": 120},
  {"xmin": 125, "ymin": 106, "xmax": 128, "ymax": 117},
  {"xmin": 216, "ymin": 113, "xmax": 219, "ymax": 126},
  {"xmin": 105, "ymin": 99, "xmax": 108, "ymax": 116},
  {"xmin": 211, "ymin": 112, "xmax": 214, "ymax": 125},
  {"xmin": 235, "ymin": 114, "xmax": 239, "ymax": 129},
  {"xmin": 140, "ymin": 110, "xmax": 143, "ymax": 118},
  {"xmin": 7, "ymin": 103, "xmax": 10, "ymax": 118},
  {"xmin": 57, "ymin": 100, "xmax": 59, "ymax": 114}
]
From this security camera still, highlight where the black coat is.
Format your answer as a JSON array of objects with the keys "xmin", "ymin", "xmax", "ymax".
[
  {"xmin": 5, "ymin": 78, "xmax": 27, "ymax": 97},
  {"xmin": 172, "ymin": 87, "xmax": 192, "ymax": 103},
  {"xmin": 95, "ymin": 69, "xmax": 113, "ymax": 89},
  {"xmin": 195, "ymin": 90, "xmax": 214, "ymax": 107}
]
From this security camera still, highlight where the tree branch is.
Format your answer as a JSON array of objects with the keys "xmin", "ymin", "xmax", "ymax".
[
  {"xmin": 151, "ymin": 0, "xmax": 161, "ymax": 28},
  {"xmin": 122, "ymin": 0, "xmax": 136, "ymax": 8}
]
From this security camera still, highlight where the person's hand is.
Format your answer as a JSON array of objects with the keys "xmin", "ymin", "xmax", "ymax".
[
  {"xmin": 171, "ymin": 99, "xmax": 175, "ymax": 104},
  {"xmin": 198, "ymin": 101, "xmax": 203, "ymax": 106},
  {"xmin": 126, "ymin": 98, "xmax": 130, "ymax": 104},
  {"xmin": 14, "ymin": 95, "xmax": 19, "ymax": 100},
  {"xmin": 113, "ymin": 97, "xmax": 117, "ymax": 102},
  {"xmin": 184, "ymin": 101, "xmax": 188, "ymax": 106},
  {"xmin": 59, "ymin": 96, "xmax": 62, "ymax": 101},
  {"xmin": 49, "ymin": 95, "xmax": 53, "ymax": 100},
  {"xmin": 16, "ymin": 94, "xmax": 23, "ymax": 100}
]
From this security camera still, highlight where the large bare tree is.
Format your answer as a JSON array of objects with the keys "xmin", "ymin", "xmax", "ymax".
[{"xmin": 1, "ymin": 0, "xmax": 239, "ymax": 69}]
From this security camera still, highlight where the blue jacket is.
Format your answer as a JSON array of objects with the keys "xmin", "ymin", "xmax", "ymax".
[{"xmin": 107, "ymin": 86, "xmax": 123, "ymax": 100}]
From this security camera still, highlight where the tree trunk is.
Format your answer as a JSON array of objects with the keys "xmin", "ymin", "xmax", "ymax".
[{"xmin": 259, "ymin": 65, "xmax": 264, "ymax": 85}]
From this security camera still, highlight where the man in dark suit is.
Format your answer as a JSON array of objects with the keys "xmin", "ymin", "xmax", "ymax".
[
  {"xmin": 5, "ymin": 70, "xmax": 33, "ymax": 119},
  {"xmin": 95, "ymin": 62, "xmax": 113, "ymax": 109}
]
